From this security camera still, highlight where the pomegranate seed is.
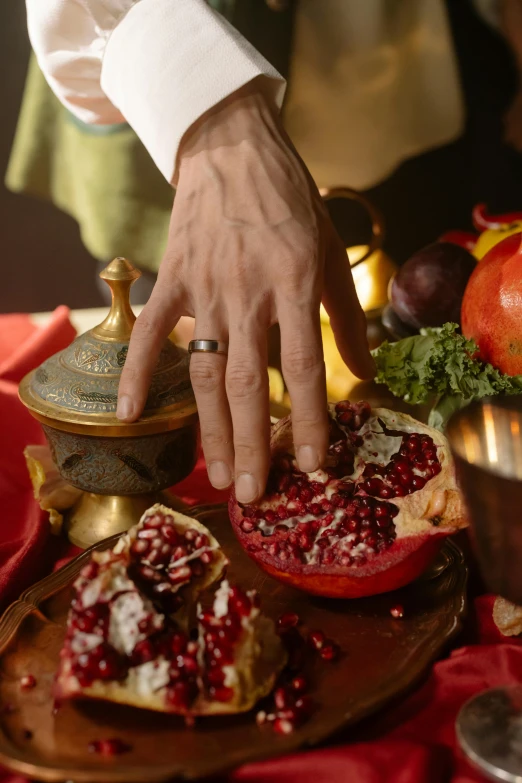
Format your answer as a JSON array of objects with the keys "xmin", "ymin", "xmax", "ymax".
[
  {"xmin": 366, "ymin": 477, "xmax": 384, "ymax": 495},
  {"xmin": 147, "ymin": 546, "xmax": 171, "ymax": 566},
  {"xmin": 273, "ymin": 718, "xmax": 295, "ymax": 735},
  {"xmin": 88, "ymin": 738, "xmax": 131, "ymax": 756},
  {"xmin": 229, "ymin": 587, "xmax": 252, "ymax": 616},
  {"xmin": 184, "ymin": 529, "xmax": 197, "ymax": 541},
  {"xmin": 379, "ymin": 486, "xmax": 395, "ymax": 499},
  {"xmin": 137, "ymin": 528, "xmax": 159, "ymax": 540},
  {"xmin": 80, "ymin": 562, "xmax": 99, "ymax": 580},
  {"xmin": 211, "ymin": 686, "xmax": 235, "ymax": 702},
  {"xmin": 337, "ymin": 410, "xmax": 354, "ymax": 426},
  {"xmin": 20, "ymin": 675, "xmax": 36, "ymax": 690},
  {"xmin": 256, "ymin": 710, "xmax": 268, "ymax": 726},
  {"xmin": 390, "ymin": 604, "xmax": 404, "ymax": 618},
  {"xmin": 132, "ymin": 639, "xmax": 155, "ymax": 664},
  {"xmin": 172, "ymin": 633, "xmax": 188, "ymax": 654},
  {"xmin": 241, "ymin": 520, "xmax": 255, "ymax": 533},
  {"xmin": 376, "ymin": 516, "xmax": 391, "ymax": 528},
  {"xmin": 264, "ymin": 510, "xmax": 276, "ymax": 524},
  {"xmin": 291, "ymin": 676, "xmax": 308, "ymax": 694},
  {"xmin": 138, "ymin": 565, "xmax": 162, "ymax": 583},
  {"xmin": 274, "ymin": 687, "xmax": 293, "ymax": 710},
  {"xmin": 277, "ymin": 505, "xmax": 289, "ymax": 520},
  {"xmin": 411, "ymin": 476, "xmax": 426, "ymax": 490},
  {"xmin": 320, "ymin": 642, "xmax": 339, "ymax": 661},
  {"xmin": 145, "ymin": 514, "xmax": 164, "ymax": 528},
  {"xmin": 393, "ymin": 485, "xmax": 406, "ymax": 497},
  {"xmin": 167, "ymin": 681, "xmax": 194, "ymax": 709},
  {"xmin": 168, "ymin": 565, "xmax": 192, "ymax": 584},
  {"xmin": 242, "ymin": 506, "xmax": 256, "ymax": 518},
  {"xmin": 309, "ymin": 630, "xmax": 325, "ymax": 650},
  {"xmin": 130, "ymin": 539, "xmax": 150, "ymax": 556},
  {"xmin": 200, "ymin": 551, "xmax": 213, "ymax": 564},
  {"xmin": 277, "ymin": 612, "xmax": 300, "ymax": 631}
]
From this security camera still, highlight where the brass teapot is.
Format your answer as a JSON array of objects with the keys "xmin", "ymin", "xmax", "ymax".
[{"xmin": 320, "ymin": 187, "xmax": 396, "ymax": 401}]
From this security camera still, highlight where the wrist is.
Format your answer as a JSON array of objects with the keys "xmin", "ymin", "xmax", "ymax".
[{"xmin": 176, "ymin": 79, "xmax": 282, "ymax": 176}]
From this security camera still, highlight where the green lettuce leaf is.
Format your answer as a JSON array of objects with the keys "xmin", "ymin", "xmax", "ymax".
[{"xmin": 372, "ymin": 323, "xmax": 522, "ymax": 429}]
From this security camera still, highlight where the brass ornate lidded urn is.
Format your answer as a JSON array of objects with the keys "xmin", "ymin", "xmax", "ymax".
[{"xmin": 19, "ymin": 258, "xmax": 198, "ymax": 549}]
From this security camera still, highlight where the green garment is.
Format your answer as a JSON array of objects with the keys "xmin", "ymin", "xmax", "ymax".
[{"xmin": 5, "ymin": 0, "xmax": 295, "ymax": 274}]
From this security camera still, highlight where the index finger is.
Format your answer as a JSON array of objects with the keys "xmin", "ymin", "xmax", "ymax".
[{"xmin": 117, "ymin": 290, "xmax": 180, "ymax": 422}]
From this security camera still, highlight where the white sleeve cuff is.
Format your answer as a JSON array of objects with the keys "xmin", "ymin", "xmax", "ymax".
[{"xmin": 101, "ymin": 0, "xmax": 286, "ymax": 183}]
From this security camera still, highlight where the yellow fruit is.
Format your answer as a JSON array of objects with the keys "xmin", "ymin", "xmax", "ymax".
[{"xmin": 473, "ymin": 224, "xmax": 522, "ymax": 260}]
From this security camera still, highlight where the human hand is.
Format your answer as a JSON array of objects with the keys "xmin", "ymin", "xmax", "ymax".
[{"xmin": 117, "ymin": 80, "xmax": 374, "ymax": 504}]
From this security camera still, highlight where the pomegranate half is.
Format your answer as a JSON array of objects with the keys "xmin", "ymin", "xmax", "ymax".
[
  {"xmin": 56, "ymin": 505, "xmax": 287, "ymax": 715},
  {"xmin": 230, "ymin": 402, "xmax": 467, "ymax": 598}
]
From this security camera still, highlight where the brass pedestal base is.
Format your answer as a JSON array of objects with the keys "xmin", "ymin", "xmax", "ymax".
[{"xmin": 64, "ymin": 491, "xmax": 188, "ymax": 549}]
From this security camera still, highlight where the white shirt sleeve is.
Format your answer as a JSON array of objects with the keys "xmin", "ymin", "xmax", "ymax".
[{"xmin": 25, "ymin": 0, "xmax": 286, "ymax": 183}]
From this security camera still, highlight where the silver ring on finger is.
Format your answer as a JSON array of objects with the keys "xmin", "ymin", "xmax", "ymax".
[{"xmin": 188, "ymin": 339, "xmax": 228, "ymax": 356}]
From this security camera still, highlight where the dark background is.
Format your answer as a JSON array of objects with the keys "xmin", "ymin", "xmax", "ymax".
[
  {"xmin": 0, "ymin": 3, "xmax": 102, "ymax": 314},
  {"xmin": 1, "ymin": 0, "xmax": 521, "ymax": 314}
]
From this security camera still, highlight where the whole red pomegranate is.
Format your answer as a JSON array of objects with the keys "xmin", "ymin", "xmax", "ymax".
[
  {"xmin": 461, "ymin": 232, "xmax": 522, "ymax": 375},
  {"xmin": 230, "ymin": 402, "xmax": 467, "ymax": 599}
]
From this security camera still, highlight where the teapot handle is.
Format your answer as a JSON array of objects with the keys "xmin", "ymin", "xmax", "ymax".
[{"xmin": 319, "ymin": 186, "xmax": 385, "ymax": 268}]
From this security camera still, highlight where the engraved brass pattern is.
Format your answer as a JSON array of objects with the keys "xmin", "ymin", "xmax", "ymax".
[
  {"xmin": 32, "ymin": 337, "xmax": 192, "ymax": 414},
  {"xmin": 19, "ymin": 258, "xmax": 196, "ymax": 427},
  {"xmin": 43, "ymin": 424, "xmax": 198, "ymax": 495}
]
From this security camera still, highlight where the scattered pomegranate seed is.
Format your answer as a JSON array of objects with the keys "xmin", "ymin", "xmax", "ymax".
[
  {"xmin": 256, "ymin": 710, "xmax": 267, "ymax": 726},
  {"xmin": 88, "ymin": 738, "xmax": 132, "ymax": 756},
  {"xmin": 320, "ymin": 643, "xmax": 339, "ymax": 662},
  {"xmin": 20, "ymin": 675, "xmax": 36, "ymax": 690},
  {"xmin": 291, "ymin": 675, "xmax": 308, "ymax": 694},
  {"xmin": 273, "ymin": 717, "xmax": 295, "ymax": 735},
  {"xmin": 277, "ymin": 612, "xmax": 300, "ymax": 632},
  {"xmin": 308, "ymin": 630, "xmax": 325, "ymax": 650},
  {"xmin": 390, "ymin": 604, "xmax": 404, "ymax": 619}
]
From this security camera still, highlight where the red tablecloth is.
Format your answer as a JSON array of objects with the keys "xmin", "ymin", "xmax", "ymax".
[{"xmin": 1, "ymin": 311, "xmax": 521, "ymax": 783}]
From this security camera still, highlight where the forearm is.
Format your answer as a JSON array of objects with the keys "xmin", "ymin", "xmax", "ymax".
[{"xmin": 25, "ymin": 0, "xmax": 286, "ymax": 183}]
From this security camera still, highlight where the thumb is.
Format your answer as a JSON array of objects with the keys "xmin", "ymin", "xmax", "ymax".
[{"xmin": 322, "ymin": 228, "xmax": 375, "ymax": 381}]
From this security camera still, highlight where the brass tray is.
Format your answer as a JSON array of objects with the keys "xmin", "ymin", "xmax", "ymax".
[{"xmin": 0, "ymin": 504, "xmax": 467, "ymax": 782}]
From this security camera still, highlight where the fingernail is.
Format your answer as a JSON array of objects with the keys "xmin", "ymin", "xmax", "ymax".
[
  {"xmin": 208, "ymin": 461, "xmax": 232, "ymax": 489},
  {"xmin": 297, "ymin": 445, "xmax": 319, "ymax": 473},
  {"xmin": 236, "ymin": 473, "xmax": 258, "ymax": 504},
  {"xmin": 116, "ymin": 395, "xmax": 134, "ymax": 421}
]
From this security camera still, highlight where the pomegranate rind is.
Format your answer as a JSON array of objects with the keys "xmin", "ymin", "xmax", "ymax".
[
  {"xmin": 230, "ymin": 404, "xmax": 467, "ymax": 599},
  {"xmin": 254, "ymin": 535, "xmax": 443, "ymax": 599},
  {"xmin": 492, "ymin": 596, "xmax": 522, "ymax": 637},
  {"xmin": 24, "ymin": 445, "xmax": 82, "ymax": 535}
]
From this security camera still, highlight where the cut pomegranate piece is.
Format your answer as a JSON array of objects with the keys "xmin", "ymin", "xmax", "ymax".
[
  {"xmin": 55, "ymin": 506, "xmax": 286, "ymax": 717},
  {"xmin": 230, "ymin": 402, "xmax": 467, "ymax": 598}
]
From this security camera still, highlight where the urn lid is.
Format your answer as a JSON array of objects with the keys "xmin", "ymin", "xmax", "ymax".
[{"xmin": 19, "ymin": 259, "xmax": 197, "ymax": 436}]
